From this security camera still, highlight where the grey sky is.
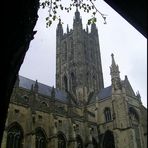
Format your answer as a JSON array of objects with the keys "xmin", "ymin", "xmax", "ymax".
[{"xmin": 19, "ymin": 0, "xmax": 147, "ymax": 107}]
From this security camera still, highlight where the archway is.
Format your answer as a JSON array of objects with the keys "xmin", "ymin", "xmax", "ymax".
[
  {"xmin": 57, "ymin": 132, "xmax": 66, "ymax": 148},
  {"xmin": 92, "ymin": 137, "xmax": 98, "ymax": 148},
  {"xmin": 6, "ymin": 122, "xmax": 24, "ymax": 148},
  {"xmin": 35, "ymin": 127, "xmax": 47, "ymax": 148},
  {"xmin": 103, "ymin": 130, "xmax": 115, "ymax": 148}
]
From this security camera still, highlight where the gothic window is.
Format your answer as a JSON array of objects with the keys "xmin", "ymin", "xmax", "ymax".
[
  {"xmin": 104, "ymin": 108, "xmax": 112, "ymax": 122},
  {"xmin": 6, "ymin": 122, "xmax": 23, "ymax": 148},
  {"xmin": 70, "ymin": 38, "xmax": 74, "ymax": 58},
  {"xmin": 64, "ymin": 41, "xmax": 67, "ymax": 60},
  {"xmin": 57, "ymin": 132, "xmax": 66, "ymax": 148},
  {"xmin": 35, "ymin": 128, "xmax": 47, "ymax": 148},
  {"xmin": 76, "ymin": 135, "xmax": 83, "ymax": 148},
  {"xmin": 71, "ymin": 72, "xmax": 76, "ymax": 93},
  {"xmin": 63, "ymin": 75, "xmax": 68, "ymax": 91}
]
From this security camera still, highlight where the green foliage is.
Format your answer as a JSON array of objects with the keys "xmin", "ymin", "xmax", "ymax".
[{"xmin": 40, "ymin": 0, "xmax": 107, "ymax": 27}]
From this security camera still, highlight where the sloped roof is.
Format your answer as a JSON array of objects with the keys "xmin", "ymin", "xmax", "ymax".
[
  {"xmin": 19, "ymin": 76, "xmax": 68, "ymax": 103},
  {"xmin": 88, "ymin": 86, "xmax": 112, "ymax": 104},
  {"xmin": 97, "ymin": 86, "xmax": 112, "ymax": 100}
]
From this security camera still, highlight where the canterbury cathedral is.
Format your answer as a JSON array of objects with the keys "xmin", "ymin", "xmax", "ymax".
[{"xmin": 1, "ymin": 9, "xmax": 147, "ymax": 148}]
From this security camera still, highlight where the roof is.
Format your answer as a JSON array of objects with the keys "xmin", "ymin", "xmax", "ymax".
[
  {"xmin": 88, "ymin": 86, "xmax": 112, "ymax": 104},
  {"xmin": 97, "ymin": 86, "xmax": 112, "ymax": 100},
  {"xmin": 19, "ymin": 76, "xmax": 68, "ymax": 103}
]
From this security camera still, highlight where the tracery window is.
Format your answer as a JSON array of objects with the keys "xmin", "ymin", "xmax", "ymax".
[
  {"xmin": 57, "ymin": 132, "xmax": 66, "ymax": 148},
  {"xmin": 6, "ymin": 123, "xmax": 23, "ymax": 148},
  {"xmin": 64, "ymin": 41, "xmax": 67, "ymax": 60},
  {"xmin": 35, "ymin": 128, "xmax": 47, "ymax": 148},
  {"xmin": 104, "ymin": 108, "xmax": 112, "ymax": 122}
]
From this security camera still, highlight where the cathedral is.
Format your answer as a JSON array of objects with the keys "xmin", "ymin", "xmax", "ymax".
[{"xmin": 1, "ymin": 9, "xmax": 147, "ymax": 148}]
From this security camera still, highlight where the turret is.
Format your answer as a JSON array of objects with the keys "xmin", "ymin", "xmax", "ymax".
[
  {"xmin": 34, "ymin": 80, "xmax": 38, "ymax": 93},
  {"xmin": 73, "ymin": 8, "xmax": 82, "ymax": 29},
  {"xmin": 56, "ymin": 19, "xmax": 63, "ymax": 38},
  {"xmin": 91, "ymin": 22, "xmax": 98, "ymax": 35}
]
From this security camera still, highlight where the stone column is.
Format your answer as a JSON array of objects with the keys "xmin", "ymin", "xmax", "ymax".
[{"xmin": 30, "ymin": 134, "xmax": 36, "ymax": 148}]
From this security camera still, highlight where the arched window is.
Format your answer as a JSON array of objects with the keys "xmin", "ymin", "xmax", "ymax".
[
  {"xmin": 6, "ymin": 122, "xmax": 23, "ymax": 148},
  {"xmin": 104, "ymin": 108, "xmax": 112, "ymax": 122},
  {"xmin": 76, "ymin": 135, "xmax": 83, "ymax": 148},
  {"xmin": 57, "ymin": 132, "xmax": 66, "ymax": 148},
  {"xmin": 70, "ymin": 38, "xmax": 74, "ymax": 59},
  {"xmin": 63, "ymin": 75, "xmax": 68, "ymax": 91},
  {"xmin": 103, "ymin": 130, "xmax": 115, "ymax": 148},
  {"xmin": 35, "ymin": 127, "xmax": 47, "ymax": 148},
  {"xmin": 71, "ymin": 72, "xmax": 76, "ymax": 93},
  {"xmin": 92, "ymin": 137, "xmax": 98, "ymax": 148},
  {"xmin": 64, "ymin": 41, "xmax": 67, "ymax": 60}
]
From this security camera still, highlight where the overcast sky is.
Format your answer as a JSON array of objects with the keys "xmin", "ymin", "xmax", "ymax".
[{"xmin": 19, "ymin": 0, "xmax": 147, "ymax": 107}]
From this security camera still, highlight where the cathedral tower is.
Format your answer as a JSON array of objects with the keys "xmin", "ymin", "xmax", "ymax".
[{"xmin": 56, "ymin": 9, "xmax": 104, "ymax": 102}]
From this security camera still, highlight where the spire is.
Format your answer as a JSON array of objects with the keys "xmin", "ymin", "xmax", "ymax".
[
  {"xmin": 110, "ymin": 53, "xmax": 120, "ymax": 79},
  {"xmin": 56, "ymin": 19, "xmax": 63, "ymax": 37},
  {"xmin": 136, "ymin": 91, "xmax": 141, "ymax": 102},
  {"xmin": 67, "ymin": 24, "xmax": 69, "ymax": 33},
  {"xmin": 34, "ymin": 80, "xmax": 38, "ymax": 93},
  {"xmin": 75, "ymin": 7, "xmax": 80, "ymax": 21},
  {"xmin": 51, "ymin": 86, "xmax": 55, "ymax": 98},
  {"xmin": 110, "ymin": 53, "xmax": 122, "ymax": 91},
  {"xmin": 73, "ymin": 8, "xmax": 82, "ymax": 25},
  {"xmin": 111, "ymin": 53, "xmax": 116, "ymax": 66}
]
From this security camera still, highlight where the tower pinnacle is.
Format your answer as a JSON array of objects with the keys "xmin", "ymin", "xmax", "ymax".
[{"xmin": 110, "ymin": 53, "xmax": 120, "ymax": 79}]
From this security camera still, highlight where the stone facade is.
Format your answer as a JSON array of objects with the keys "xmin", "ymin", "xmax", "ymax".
[{"xmin": 1, "ymin": 9, "xmax": 147, "ymax": 148}]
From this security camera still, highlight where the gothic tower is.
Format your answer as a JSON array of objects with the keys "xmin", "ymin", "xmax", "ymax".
[{"xmin": 56, "ymin": 9, "xmax": 104, "ymax": 102}]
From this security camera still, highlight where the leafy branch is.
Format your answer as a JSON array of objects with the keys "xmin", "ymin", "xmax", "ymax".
[{"xmin": 40, "ymin": 0, "xmax": 107, "ymax": 27}]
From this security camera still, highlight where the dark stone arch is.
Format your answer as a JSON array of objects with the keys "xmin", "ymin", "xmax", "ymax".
[
  {"xmin": 76, "ymin": 135, "xmax": 83, "ymax": 148},
  {"xmin": 6, "ymin": 122, "xmax": 24, "ymax": 148},
  {"xmin": 35, "ymin": 127, "xmax": 47, "ymax": 148},
  {"xmin": 103, "ymin": 130, "xmax": 115, "ymax": 148},
  {"xmin": 57, "ymin": 131, "xmax": 67, "ymax": 148},
  {"xmin": 92, "ymin": 137, "xmax": 98, "ymax": 148}
]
